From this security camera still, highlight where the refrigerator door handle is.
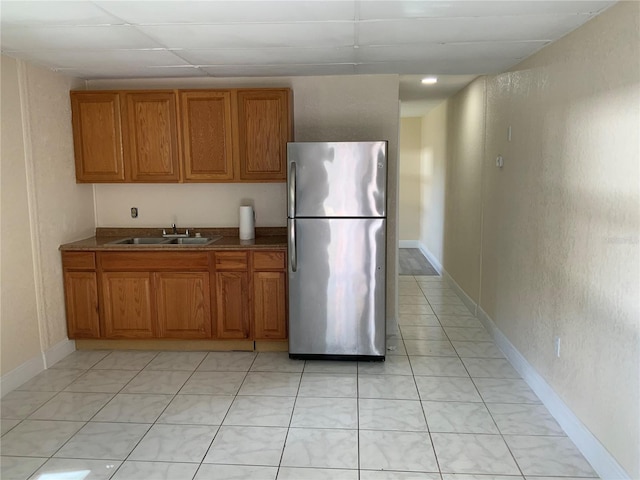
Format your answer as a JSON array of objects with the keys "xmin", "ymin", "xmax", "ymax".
[
  {"xmin": 288, "ymin": 161, "xmax": 296, "ymax": 218},
  {"xmin": 289, "ymin": 220, "xmax": 297, "ymax": 272}
]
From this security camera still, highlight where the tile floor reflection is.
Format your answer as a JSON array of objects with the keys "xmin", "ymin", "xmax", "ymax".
[{"xmin": 1, "ymin": 275, "xmax": 599, "ymax": 479}]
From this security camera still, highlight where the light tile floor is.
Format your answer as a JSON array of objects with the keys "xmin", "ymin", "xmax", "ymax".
[{"xmin": 1, "ymin": 275, "xmax": 600, "ymax": 480}]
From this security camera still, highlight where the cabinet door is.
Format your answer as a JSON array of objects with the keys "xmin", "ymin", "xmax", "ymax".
[
  {"xmin": 155, "ymin": 272, "xmax": 211, "ymax": 339},
  {"xmin": 215, "ymin": 272, "xmax": 250, "ymax": 339},
  {"xmin": 253, "ymin": 271, "xmax": 287, "ymax": 340},
  {"xmin": 180, "ymin": 91, "xmax": 234, "ymax": 181},
  {"xmin": 236, "ymin": 89, "xmax": 291, "ymax": 181},
  {"xmin": 64, "ymin": 271, "xmax": 100, "ymax": 338},
  {"xmin": 102, "ymin": 272, "xmax": 155, "ymax": 338},
  {"xmin": 71, "ymin": 92, "xmax": 125, "ymax": 182},
  {"xmin": 125, "ymin": 92, "xmax": 180, "ymax": 182}
]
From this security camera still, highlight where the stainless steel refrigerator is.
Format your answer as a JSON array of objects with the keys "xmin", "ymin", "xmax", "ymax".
[{"xmin": 287, "ymin": 141, "xmax": 387, "ymax": 361}]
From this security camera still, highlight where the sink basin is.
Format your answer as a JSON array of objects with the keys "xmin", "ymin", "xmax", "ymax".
[
  {"xmin": 108, "ymin": 237, "xmax": 171, "ymax": 245},
  {"xmin": 107, "ymin": 236, "xmax": 223, "ymax": 246},
  {"xmin": 170, "ymin": 236, "xmax": 222, "ymax": 245}
]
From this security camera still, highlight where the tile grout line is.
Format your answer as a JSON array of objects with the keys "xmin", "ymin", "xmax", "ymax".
[
  {"xmin": 194, "ymin": 351, "xmax": 260, "ymax": 479},
  {"xmin": 39, "ymin": 350, "xmax": 162, "ymax": 478},
  {"xmin": 275, "ymin": 355, "xmax": 305, "ymax": 477}
]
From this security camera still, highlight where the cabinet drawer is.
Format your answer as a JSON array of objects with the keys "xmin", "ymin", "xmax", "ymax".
[
  {"xmin": 253, "ymin": 251, "xmax": 285, "ymax": 270},
  {"xmin": 214, "ymin": 251, "xmax": 248, "ymax": 271},
  {"xmin": 62, "ymin": 252, "xmax": 96, "ymax": 270},
  {"xmin": 99, "ymin": 252, "xmax": 209, "ymax": 271}
]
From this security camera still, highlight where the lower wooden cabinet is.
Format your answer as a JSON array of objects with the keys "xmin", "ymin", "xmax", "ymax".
[
  {"xmin": 253, "ymin": 271, "xmax": 287, "ymax": 339},
  {"xmin": 63, "ymin": 271, "xmax": 100, "ymax": 338},
  {"xmin": 62, "ymin": 252, "xmax": 100, "ymax": 339},
  {"xmin": 102, "ymin": 272, "xmax": 155, "ymax": 338},
  {"xmin": 253, "ymin": 251, "xmax": 287, "ymax": 340},
  {"xmin": 61, "ymin": 248, "xmax": 287, "ymax": 343},
  {"xmin": 155, "ymin": 272, "xmax": 211, "ymax": 339},
  {"xmin": 215, "ymin": 272, "xmax": 251, "ymax": 339}
]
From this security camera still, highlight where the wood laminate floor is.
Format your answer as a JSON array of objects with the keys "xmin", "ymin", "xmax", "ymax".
[{"xmin": 399, "ymin": 248, "xmax": 438, "ymax": 276}]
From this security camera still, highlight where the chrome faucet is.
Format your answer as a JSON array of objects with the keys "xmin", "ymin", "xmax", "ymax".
[{"xmin": 162, "ymin": 223, "xmax": 190, "ymax": 238}]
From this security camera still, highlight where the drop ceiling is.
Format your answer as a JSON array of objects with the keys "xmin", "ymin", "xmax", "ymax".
[{"xmin": 0, "ymin": 0, "xmax": 614, "ymax": 112}]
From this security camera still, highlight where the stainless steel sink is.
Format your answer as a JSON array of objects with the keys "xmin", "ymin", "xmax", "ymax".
[
  {"xmin": 106, "ymin": 236, "xmax": 222, "ymax": 246},
  {"xmin": 107, "ymin": 237, "xmax": 172, "ymax": 245},
  {"xmin": 169, "ymin": 236, "xmax": 222, "ymax": 245}
]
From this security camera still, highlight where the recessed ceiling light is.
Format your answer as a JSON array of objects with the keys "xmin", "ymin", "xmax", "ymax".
[{"xmin": 421, "ymin": 77, "xmax": 438, "ymax": 85}]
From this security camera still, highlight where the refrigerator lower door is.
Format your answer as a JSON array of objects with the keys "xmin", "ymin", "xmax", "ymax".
[{"xmin": 288, "ymin": 217, "xmax": 386, "ymax": 359}]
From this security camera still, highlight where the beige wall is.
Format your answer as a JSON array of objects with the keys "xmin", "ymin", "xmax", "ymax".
[
  {"xmin": 1, "ymin": 56, "xmax": 42, "ymax": 374},
  {"xmin": 419, "ymin": 101, "xmax": 448, "ymax": 266},
  {"xmin": 87, "ymin": 74, "xmax": 400, "ymax": 321},
  {"xmin": 441, "ymin": 3, "xmax": 639, "ymax": 475},
  {"xmin": 399, "ymin": 117, "xmax": 422, "ymax": 241},
  {"xmin": 443, "ymin": 79, "xmax": 486, "ymax": 302},
  {"xmin": 1, "ymin": 56, "xmax": 94, "ymax": 376}
]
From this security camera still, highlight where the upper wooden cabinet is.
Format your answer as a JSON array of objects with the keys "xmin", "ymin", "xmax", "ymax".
[
  {"xmin": 180, "ymin": 90, "xmax": 234, "ymax": 181},
  {"xmin": 236, "ymin": 89, "xmax": 292, "ymax": 181},
  {"xmin": 125, "ymin": 91, "xmax": 180, "ymax": 182},
  {"xmin": 70, "ymin": 88, "xmax": 292, "ymax": 183},
  {"xmin": 71, "ymin": 92, "xmax": 125, "ymax": 182}
]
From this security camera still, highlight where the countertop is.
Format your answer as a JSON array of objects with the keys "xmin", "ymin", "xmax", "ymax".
[{"xmin": 60, "ymin": 227, "xmax": 287, "ymax": 252}]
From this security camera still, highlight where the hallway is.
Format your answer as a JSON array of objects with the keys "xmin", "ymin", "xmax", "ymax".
[{"xmin": 1, "ymin": 275, "xmax": 597, "ymax": 479}]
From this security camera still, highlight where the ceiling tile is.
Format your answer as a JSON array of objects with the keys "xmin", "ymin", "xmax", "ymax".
[
  {"xmin": 356, "ymin": 42, "xmax": 548, "ymax": 63},
  {"xmin": 138, "ymin": 23, "xmax": 354, "ymax": 49},
  {"xmin": 0, "ymin": 25, "xmax": 162, "ymax": 51},
  {"xmin": 54, "ymin": 65, "xmax": 207, "ymax": 80},
  {"xmin": 199, "ymin": 63, "xmax": 356, "ymax": 77},
  {"xmin": 97, "ymin": 1, "xmax": 356, "ymax": 24},
  {"xmin": 0, "ymin": 1, "xmax": 125, "ymax": 26},
  {"xmin": 4, "ymin": 49, "xmax": 188, "ymax": 70},
  {"xmin": 358, "ymin": 14, "xmax": 595, "ymax": 45},
  {"xmin": 359, "ymin": 1, "xmax": 613, "ymax": 20},
  {"xmin": 176, "ymin": 46, "xmax": 356, "ymax": 66},
  {"xmin": 355, "ymin": 58, "xmax": 520, "ymax": 75}
]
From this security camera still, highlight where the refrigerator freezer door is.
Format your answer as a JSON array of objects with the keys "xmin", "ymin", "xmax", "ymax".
[
  {"xmin": 287, "ymin": 142, "xmax": 387, "ymax": 218},
  {"xmin": 288, "ymin": 217, "xmax": 386, "ymax": 358}
]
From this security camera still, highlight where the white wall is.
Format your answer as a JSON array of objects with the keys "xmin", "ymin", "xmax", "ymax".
[
  {"xmin": 1, "ymin": 56, "xmax": 94, "ymax": 380},
  {"xmin": 87, "ymin": 74, "xmax": 401, "ymax": 322},
  {"xmin": 444, "ymin": 78, "xmax": 486, "ymax": 303},
  {"xmin": 1, "ymin": 56, "xmax": 42, "ymax": 375},
  {"xmin": 419, "ymin": 101, "xmax": 448, "ymax": 266},
  {"xmin": 399, "ymin": 117, "xmax": 422, "ymax": 241},
  {"xmin": 441, "ymin": 3, "xmax": 639, "ymax": 476}
]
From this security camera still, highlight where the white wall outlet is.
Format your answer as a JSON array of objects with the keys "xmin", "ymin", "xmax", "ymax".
[
  {"xmin": 496, "ymin": 155, "xmax": 504, "ymax": 168},
  {"xmin": 554, "ymin": 336, "xmax": 561, "ymax": 357},
  {"xmin": 130, "ymin": 207, "xmax": 138, "ymax": 218}
]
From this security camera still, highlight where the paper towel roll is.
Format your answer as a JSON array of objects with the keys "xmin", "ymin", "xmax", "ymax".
[{"xmin": 239, "ymin": 206, "xmax": 255, "ymax": 240}]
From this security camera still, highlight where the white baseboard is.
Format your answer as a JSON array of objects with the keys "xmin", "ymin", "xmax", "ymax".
[
  {"xmin": 475, "ymin": 306, "xmax": 629, "ymax": 479},
  {"xmin": 399, "ymin": 240, "xmax": 421, "ymax": 248},
  {"xmin": 44, "ymin": 338, "xmax": 76, "ymax": 368},
  {"xmin": 0, "ymin": 338, "xmax": 76, "ymax": 397},
  {"xmin": 436, "ymin": 267, "xmax": 628, "ymax": 478},
  {"xmin": 0, "ymin": 353, "xmax": 45, "ymax": 397},
  {"xmin": 417, "ymin": 243, "xmax": 443, "ymax": 275},
  {"xmin": 441, "ymin": 269, "xmax": 477, "ymax": 316}
]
